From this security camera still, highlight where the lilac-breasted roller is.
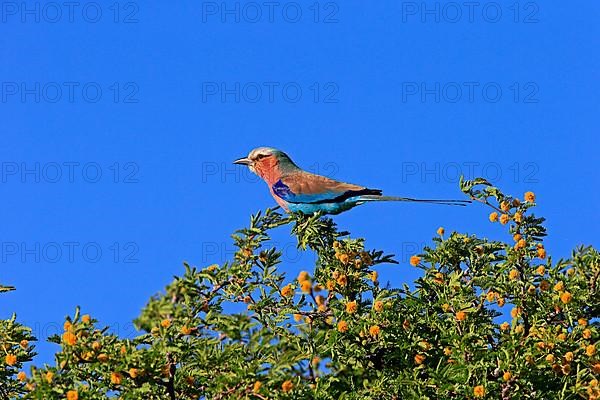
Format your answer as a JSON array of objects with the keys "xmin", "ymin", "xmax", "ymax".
[{"xmin": 234, "ymin": 147, "xmax": 470, "ymax": 215}]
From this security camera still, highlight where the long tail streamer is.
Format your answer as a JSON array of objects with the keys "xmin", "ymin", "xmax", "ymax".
[{"xmin": 360, "ymin": 195, "xmax": 471, "ymax": 207}]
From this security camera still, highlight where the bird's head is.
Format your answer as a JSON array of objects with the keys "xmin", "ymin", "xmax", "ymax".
[{"xmin": 234, "ymin": 147, "xmax": 298, "ymax": 181}]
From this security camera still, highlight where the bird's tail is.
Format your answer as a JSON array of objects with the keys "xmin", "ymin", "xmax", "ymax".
[{"xmin": 359, "ymin": 195, "xmax": 471, "ymax": 206}]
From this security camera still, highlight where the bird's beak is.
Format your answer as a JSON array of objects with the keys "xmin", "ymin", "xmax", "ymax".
[{"xmin": 233, "ymin": 157, "xmax": 251, "ymax": 166}]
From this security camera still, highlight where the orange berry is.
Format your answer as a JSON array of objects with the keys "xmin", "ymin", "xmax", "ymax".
[
  {"xmin": 500, "ymin": 322, "xmax": 510, "ymax": 331},
  {"xmin": 414, "ymin": 354, "xmax": 426, "ymax": 365},
  {"xmin": 281, "ymin": 284, "xmax": 294, "ymax": 297},
  {"xmin": 560, "ymin": 292, "xmax": 572, "ymax": 304},
  {"xmin": 5, "ymin": 354, "xmax": 17, "ymax": 366},
  {"xmin": 81, "ymin": 314, "xmax": 91, "ymax": 324},
  {"xmin": 19, "ymin": 340, "xmax": 28, "ymax": 349},
  {"xmin": 503, "ymin": 371, "xmax": 512, "ymax": 381},
  {"xmin": 489, "ymin": 212, "xmax": 499, "ymax": 222},
  {"xmin": 337, "ymin": 321, "xmax": 348, "ymax": 333},
  {"xmin": 66, "ymin": 390, "xmax": 78, "ymax": 400},
  {"xmin": 500, "ymin": 201, "xmax": 511, "ymax": 212},
  {"xmin": 455, "ymin": 311, "xmax": 467, "ymax": 321},
  {"xmin": 524, "ymin": 191, "xmax": 535, "ymax": 202},
  {"xmin": 181, "ymin": 326, "xmax": 193, "ymax": 335},
  {"xmin": 297, "ymin": 271, "xmax": 310, "ymax": 282},
  {"xmin": 373, "ymin": 301, "xmax": 384, "ymax": 312},
  {"xmin": 437, "ymin": 227, "xmax": 445, "ymax": 236},
  {"xmin": 583, "ymin": 329, "xmax": 592, "ymax": 339},
  {"xmin": 17, "ymin": 371, "xmax": 26, "ymax": 381},
  {"xmin": 500, "ymin": 214, "xmax": 510, "ymax": 225},
  {"xmin": 253, "ymin": 381, "xmax": 262, "ymax": 393},
  {"xmin": 586, "ymin": 345, "xmax": 597, "ymax": 357},
  {"xmin": 515, "ymin": 238, "xmax": 527, "ymax": 249},
  {"xmin": 537, "ymin": 247, "xmax": 547, "ymax": 259},
  {"xmin": 369, "ymin": 325, "xmax": 381, "ymax": 337},
  {"xmin": 300, "ymin": 280, "xmax": 312, "ymax": 293},
  {"xmin": 514, "ymin": 212, "xmax": 523, "ymax": 223},
  {"xmin": 160, "ymin": 319, "xmax": 171, "ymax": 328},
  {"xmin": 110, "ymin": 372, "xmax": 123, "ymax": 385},
  {"xmin": 62, "ymin": 332, "xmax": 77, "ymax": 346},
  {"xmin": 345, "ymin": 301, "xmax": 358, "ymax": 314},
  {"xmin": 409, "ymin": 255, "xmax": 421, "ymax": 266},
  {"xmin": 336, "ymin": 274, "xmax": 348, "ymax": 286},
  {"xmin": 511, "ymin": 307, "xmax": 522, "ymax": 318},
  {"xmin": 509, "ymin": 269, "xmax": 520, "ymax": 280},
  {"xmin": 473, "ymin": 385, "xmax": 486, "ymax": 397},
  {"xmin": 281, "ymin": 380, "xmax": 294, "ymax": 392}
]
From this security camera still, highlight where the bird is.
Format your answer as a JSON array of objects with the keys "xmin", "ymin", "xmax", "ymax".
[{"xmin": 234, "ymin": 147, "xmax": 471, "ymax": 215}]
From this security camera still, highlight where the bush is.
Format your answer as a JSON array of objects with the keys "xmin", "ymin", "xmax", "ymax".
[{"xmin": 1, "ymin": 179, "xmax": 599, "ymax": 399}]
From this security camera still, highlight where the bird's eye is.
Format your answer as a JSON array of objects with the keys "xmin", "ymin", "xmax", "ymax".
[{"xmin": 256, "ymin": 154, "xmax": 268, "ymax": 160}]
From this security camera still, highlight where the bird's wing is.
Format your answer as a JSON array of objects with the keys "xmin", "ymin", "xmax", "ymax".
[{"xmin": 273, "ymin": 172, "xmax": 381, "ymax": 204}]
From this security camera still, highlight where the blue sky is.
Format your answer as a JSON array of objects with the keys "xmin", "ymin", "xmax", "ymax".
[{"xmin": 1, "ymin": 1, "xmax": 598, "ymax": 364}]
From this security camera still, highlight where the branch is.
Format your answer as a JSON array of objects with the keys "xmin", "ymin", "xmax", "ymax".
[{"xmin": 166, "ymin": 352, "xmax": 176, "ymax": 400}]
